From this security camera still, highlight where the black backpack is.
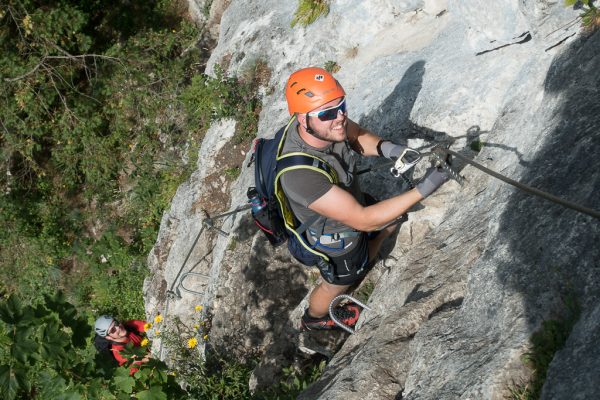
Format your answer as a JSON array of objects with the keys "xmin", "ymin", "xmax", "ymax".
[
  {"xmin": 94, "ymin": 334, "xmax": 118, "ymax": 357},
  {"xmin": 249, "ymin": 117, "xmax": 338, "ymax": 267}
]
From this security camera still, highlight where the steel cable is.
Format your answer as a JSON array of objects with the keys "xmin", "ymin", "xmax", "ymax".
[{"xmin": 437, "ymin": 147, "xmax": 600, "ymax": 220}]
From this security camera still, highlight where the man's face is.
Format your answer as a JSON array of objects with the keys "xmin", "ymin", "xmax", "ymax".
[
  {"xmin": 303, "ymin": 97, "xmax": 347, "ymax": 143},
  {"xmin": 107, "ymin": 320, "xmax": 126, "ymax": 339}
]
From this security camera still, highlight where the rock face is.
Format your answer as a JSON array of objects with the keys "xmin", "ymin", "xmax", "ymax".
[{"xmin": 145, "ymin": 0, "xmax": 600, "ymax": 398}]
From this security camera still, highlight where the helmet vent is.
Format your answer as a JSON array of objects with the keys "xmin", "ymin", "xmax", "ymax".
[{"xmin": 304, "ymin": 91, "xmax": 314, "ymax": 98}]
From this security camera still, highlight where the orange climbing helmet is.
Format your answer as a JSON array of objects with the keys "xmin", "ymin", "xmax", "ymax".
[{"xmin": 285, "ymin": 67, "xmax": 346, "ymax": 115}]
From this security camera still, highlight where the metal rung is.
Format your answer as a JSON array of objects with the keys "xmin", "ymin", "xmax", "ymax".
[
  {"xmin": 328, "ymin": 294, "xmax": 371, "ymax": 334},
  {"xmin": 175, "ymin": 272, "xmax": 210, "ymax": 298}
]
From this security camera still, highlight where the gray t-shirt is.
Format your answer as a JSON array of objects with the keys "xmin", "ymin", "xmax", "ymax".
[{"xmin": 280, "ymin": 120, "xmax": 365, "ymax": 251}]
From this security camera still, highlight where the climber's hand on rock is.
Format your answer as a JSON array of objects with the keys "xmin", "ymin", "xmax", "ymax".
[
  {"xmin": 379, "ymin": 141, "xmax": 420, "ymax": 164},
  {"xmin": 416, "ymin": 166, "xmax": 449, "ymax": 198}
]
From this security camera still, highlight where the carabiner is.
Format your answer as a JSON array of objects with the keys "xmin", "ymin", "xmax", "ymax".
[{"xmin": 390, "ymin": 148, "xmax": 421, "ymax": 177}]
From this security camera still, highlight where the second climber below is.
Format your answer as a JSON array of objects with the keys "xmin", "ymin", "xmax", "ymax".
[{"xmin": 279, "ymin": 67, "xmax": 450, "ymax": 330}]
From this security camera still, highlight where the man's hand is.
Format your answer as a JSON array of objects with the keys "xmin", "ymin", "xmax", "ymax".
[
  {"xmin": 416, "ymin": 166, "xmax": 449, "ymax": 198},
  {"xmin": 379, "ymin": 141, "xmax": 420, "ymax": 164}
]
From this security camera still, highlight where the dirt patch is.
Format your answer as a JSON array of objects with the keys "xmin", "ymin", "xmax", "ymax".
[{"xmin": 193, "ymin": 135, "xmax": 253, "ymax": 215}]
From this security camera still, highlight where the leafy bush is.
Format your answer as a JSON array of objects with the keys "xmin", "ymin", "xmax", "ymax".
[
  {"xmin": 565, "ymin": 0, "xmax": 600, "ymax": 32},
  {"xmin": 0, "ymin": 292, "xmax": 186, "ymax": 399},
  {"xmin": 324, "ymin": 60, "xmax": 341, "ymax": 73},
  {"xmin": 181, "ymin": 63, "xmax": 263, "ymax": 144},
  {"xmin": 509, "ymin": 296, "xmax": 581, "ymax": 399},
  {"xmin": 0, "ymin": 0, "xmax": 262, "ymax": 321},
  {"xmin": 291, "ymin": 0, "xmax": 330, "ymax": 28}
]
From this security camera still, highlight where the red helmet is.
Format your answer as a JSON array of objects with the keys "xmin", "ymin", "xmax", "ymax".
[{"xmin": 285, "ymin": 67, "xmax": 345, "ymax": 115}]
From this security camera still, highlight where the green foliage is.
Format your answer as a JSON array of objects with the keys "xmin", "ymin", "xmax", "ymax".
[
  {"xmin": 509, "ymin": 296, "xmax": 581, "ymax": 399},
  {"xmin": 354, "ymin": 280, "xmax": 375, "ymax": 304},
  {"xmin": 263, "ymin": 360, "xmax": 326, "ymax": 399},
  {"xmin": 291, "ymin": 0, "xmax": 330, "ymax": 28},
  {"xmin": 181, "ymin": 64, "xmax": 263, "ymax": 144},
  {"xmin": 225, "ymin": 166, "xmax": 241, "ymax": 180},
  {"xmin": 0, "ymin": 0, "xmax": 207, "ymax": 318},
  {"xmin": 564, "ymin": 0, "xmax": 600, "ymax": 32},
  {"xmin": 0, "ymin": 0, "xmax": 264, "ymax": 322},
  {"xmin": 0, "ymin": 292, "xmax": 92, "ymax": 399},
  {"xmin": 470, "ymin": 139, "xmax": 484, "ymax": 152},
  {"xmin": 0, "ymin": 292, "xmax": 187, "ymax": 399},
  {"xmin": 323, "ymin": 60, "xmax": 341, "ymax": 73},
  {"xmin": 72, "ymin": 230, "xmax": 147, "ymax": 321}
]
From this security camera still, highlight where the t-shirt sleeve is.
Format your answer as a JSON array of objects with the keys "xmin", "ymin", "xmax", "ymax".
[
  {"xmin": 111, "ymin": 344, "xmax": 127, "ymax": 366},
  {"xmin": 280, "ymin": 168, "xmax": 334, "ymax": 207},
  {"xmin": 125, "ymin": 320, "xmax": 147, "ymax": 334}
]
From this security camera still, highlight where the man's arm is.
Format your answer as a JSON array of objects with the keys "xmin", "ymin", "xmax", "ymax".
[
  {"xmin": 346, "ymin": 118, "xmax": 382, "ymax": 156},
  {"xmin": 309, "ymin": 164, "xmax": 451, "ymax": 231},
  {"xmin": 309, "ymin": 185, "xmax": 423, "ymax": 232}
]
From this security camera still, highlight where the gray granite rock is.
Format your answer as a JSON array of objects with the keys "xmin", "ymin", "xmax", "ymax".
[{"xmin": 145, "ymin": 0, "xmax": 600, "ymax": 398}]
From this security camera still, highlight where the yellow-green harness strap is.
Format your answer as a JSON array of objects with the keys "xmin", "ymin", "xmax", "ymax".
[{"xmin": 273, "ymin": 119, "xmax": 339, "ymax": 262}]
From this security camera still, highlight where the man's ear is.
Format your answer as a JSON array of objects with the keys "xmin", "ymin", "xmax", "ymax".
[{"xmin": 296, "ymin": 113, "xmax": 307, "ymax": 130}]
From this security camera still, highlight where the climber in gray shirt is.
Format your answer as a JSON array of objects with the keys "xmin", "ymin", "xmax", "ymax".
[{"xmin": 282, "ymin": 67, "xmax": 449, "ymax": 331}]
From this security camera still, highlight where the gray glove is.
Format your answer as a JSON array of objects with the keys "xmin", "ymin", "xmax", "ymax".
[
  {"xmin": 416, "ymin": 166, "xmax": 449, "ymax": 198},
  {"xmin": 379, "ymin": 141, "xmax": 420, "ymax": 164}
]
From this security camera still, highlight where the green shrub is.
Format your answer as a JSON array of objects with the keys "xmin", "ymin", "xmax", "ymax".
[
  {"xmin": 470, "ymin": 139, "xmax": 484, "ymax": 152},
  {"xmin": 291, "ymin": 0, "xmax": 330, "ymax": 28},
  {"xmin": 181, "ymin": 64, "xmax": 263, "ymax": 144},
  {"xmin": 565, "ymin": 0, "xmax": 600, "ymax": 32},
  {"xmin": 509, "ymin": 296, "xmax": 581, "ymax": 399},
  {"xmin": 0, "ymin": 0, "xmax": 204, "ymax": 319},
  {"xmin": 0, "ymin": 292, "xmax": 185, "ymax": 400},
  {"xmin": 324, "ymin": 60, "xmax": 341, "ymax": 73}
]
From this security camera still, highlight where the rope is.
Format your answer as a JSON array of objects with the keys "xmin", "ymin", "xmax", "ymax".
[{"xmin": 437, "ymin": 147, "xmax": 600, "ymax": 220}]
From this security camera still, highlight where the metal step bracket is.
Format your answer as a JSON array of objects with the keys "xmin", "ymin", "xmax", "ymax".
[{"xmin": 328, "ymin": 295, "xmax": 372, "ymax": 334}]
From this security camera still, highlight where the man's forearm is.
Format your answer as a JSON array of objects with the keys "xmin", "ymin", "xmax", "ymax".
[
  {"xmin": 359, "ymin": 189, "xmax": 423, "ymax": 231},
  {"xmin": 347, "ymin": 120, "xmax": 382, "ymax": 156}
]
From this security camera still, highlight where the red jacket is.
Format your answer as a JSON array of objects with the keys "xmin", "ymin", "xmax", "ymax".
[{"xmin": 110, "ymin": 320, "xmax": 147, "ymax": 375}]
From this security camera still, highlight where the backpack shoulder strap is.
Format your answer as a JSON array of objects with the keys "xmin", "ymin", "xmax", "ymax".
[{"xmin": 276, "ymin": 153, "xmax": 338, "ymax": 184}]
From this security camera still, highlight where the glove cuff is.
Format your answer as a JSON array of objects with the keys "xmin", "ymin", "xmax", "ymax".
[
  {"xmin": 376, "ymin": 140, "xmax": 386, "ymax": 157},
  {"xmin": 378, "ymin": 141, "xmax": 396, "ymax": 159}
]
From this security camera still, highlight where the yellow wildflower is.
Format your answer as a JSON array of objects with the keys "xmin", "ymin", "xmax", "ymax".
[
  {"xmin": 187, "ymin": 337, "xmax": 198, "ymax": 349},
  {"xmin": 154, "ymin": 330, "xmax": 161, "ymax": 336},
  {"xmin": 22, "ymin": 15, "xmax": 33, "ymax": 35},
  {"xmin": 203, "ymin": 334, "xmax": 209, "ymax": 341},
  {"xmin": 140, "ymin": 338, "xmax": 149, "ymax": 347},
  {"xmin": 194, "ymin": 324, "xmax": 200, "ymax": 330},
  {"xmin": 143, "ymin": 322, "xmax": 152, "ymax": 331},
  {"xmin": 154, "ymin": 315, "xmax": 163, "ymax": 323},
  {"xmin": 194, "ymin": 305, "xmax": 203, "ymax": 312}
]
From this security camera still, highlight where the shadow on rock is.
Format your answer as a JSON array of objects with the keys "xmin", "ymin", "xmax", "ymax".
[{"xmin": 495, "ymin": 31, "xmax": 600, "ymax": 396}]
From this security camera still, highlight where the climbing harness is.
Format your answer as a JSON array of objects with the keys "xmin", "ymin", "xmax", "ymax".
[{"xmin": 328, "ymin": 294, "xmax": 372, "ymax": 334}]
